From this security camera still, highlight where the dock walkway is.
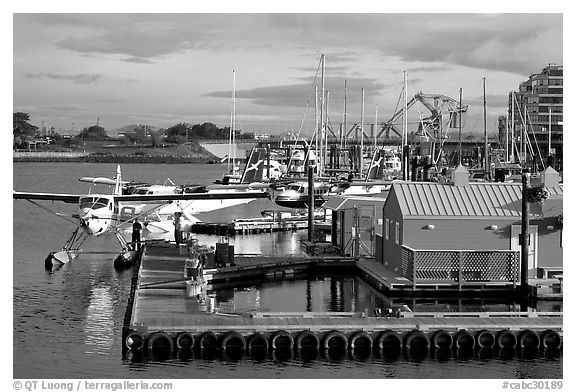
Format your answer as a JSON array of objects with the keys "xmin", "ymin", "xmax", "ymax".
[{"xmin": 124, "ymin": 243, "xmax": 563, "ymax": 359}]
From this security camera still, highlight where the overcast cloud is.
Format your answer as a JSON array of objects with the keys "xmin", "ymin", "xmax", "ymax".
[{"xmin": 13, "ymin": 13, "xmax": 563, "ymax": 135}]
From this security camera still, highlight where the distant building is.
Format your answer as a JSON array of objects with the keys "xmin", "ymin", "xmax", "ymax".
[
  {"xmin": 253, "ymin": 132, "xmax": 270, "ymax": 140},
  {"xmin": 507, "ymin": 64, "xmax": 563, "ymax": 166}
]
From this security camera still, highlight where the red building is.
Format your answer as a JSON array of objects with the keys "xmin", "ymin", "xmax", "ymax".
[{"xmin": 377, "ymin": 166, "xmax": 562, "ymax": 287}]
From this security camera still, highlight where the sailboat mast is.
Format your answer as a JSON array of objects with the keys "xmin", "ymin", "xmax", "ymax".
[
  {"xmin": 360, "ymin": 88, "xmax": 365, "ymax": 177},
  {"xmin": 232, "ymin": 70, "xmax": 237, "ymax": 172},
  {"xmin": 523, "ymin": 104, "xmax": 527, "ymax": 165},
  {"xmin": 548, "ymin": 107, "xmax": 552, "ymax": 157},
  {"xmin": 505, "ymin": 114, "xmax": 509, "ymax": 164},
  {"xmin": 402, "ymin": 71, "xmax": 408, "ymax": 148},
  {"xmin": 319, "ymin": 54, "xmax": 325, "ymax": 175},
  {"xmin": 374, "ymin": 104, "xmax": 378, "ymax": 151},
  {"xmin": 483, "ymin": 77, "xmax": 489, "ymax": 179},
  {"xmin": 402, "ymin": 71, "xmax": 409, "ymax": 180},
  {"xmin": 343, "ymin": 80, "xmax": 347, "ymax": 151},
  {"xmin": 315, "ymin": 86, "xmax": 319, "ymax": 168},
  {"xmin": 511, "ymin": 92, "xmax": 515, "ymax": 162},
  {"xmin": 324, "ymin": 90, "xmax": 329, "ymax": 171}
]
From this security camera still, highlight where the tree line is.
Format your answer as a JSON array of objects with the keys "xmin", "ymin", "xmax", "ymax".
[{"xmin": 13, "ymin": 112, "xmax": 252, "ymax": 150}]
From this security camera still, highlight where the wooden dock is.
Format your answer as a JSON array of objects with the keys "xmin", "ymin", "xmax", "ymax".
[{"xmin": 123, "ymin": 243, "xmax": 563, "ymax": 359}]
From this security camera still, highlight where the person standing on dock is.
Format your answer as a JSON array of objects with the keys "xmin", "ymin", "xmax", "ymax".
[
  {"xmin": 132, "ymin": 218, "xmax": 142, "ymax": 251},
  {"xmin": 174, "ymin": 211, "xmax": 183, "ymax": 245}
]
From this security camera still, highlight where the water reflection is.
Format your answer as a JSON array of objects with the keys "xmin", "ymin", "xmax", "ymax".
[{"xmin": 84, "ymin": 286, "xmax": 115, "ymax": 355}]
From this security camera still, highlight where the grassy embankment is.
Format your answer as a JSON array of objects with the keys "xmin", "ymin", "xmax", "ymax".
[{"xmin": 13, "ymin": 140, "xmax": 220, "ymax": 164}]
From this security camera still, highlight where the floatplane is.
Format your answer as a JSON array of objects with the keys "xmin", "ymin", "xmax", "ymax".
[{"xmin": 13, "ymin": 163, "xmax": 270, "ymax": 270}]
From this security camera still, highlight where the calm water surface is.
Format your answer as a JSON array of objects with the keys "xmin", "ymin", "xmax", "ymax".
[{"xmin": 12, "ymin": 162, "xmax": 562, "ymax": 379}]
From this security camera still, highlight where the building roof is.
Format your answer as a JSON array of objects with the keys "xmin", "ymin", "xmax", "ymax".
[
  {"xmin": 323, "ymin": 195, "xmax": 386, "ymax": 211},
  {"xmin": 390, "ymin": 181, "xmax": 562, "ymax": 218}
]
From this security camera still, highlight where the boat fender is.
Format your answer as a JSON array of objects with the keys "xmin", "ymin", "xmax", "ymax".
[
  {"xmin": 404, "ymin": 330, "xmax": 430, "ymax": 351},
  {"xmin": 295, "ymin": 331, "xmax": 319, "ymax": 351},
  {"xmin": 476, "ymin": 330, "xmax": 495, "ymax": 349},
  {"xmin": 175, "ymin": 332, "xmax": 195, "ymax": 350},
  {"xmin": 322, "ymin": 330, "xmax": 348, "ymax": 351},
  {"xmin": 349, "ymin": 331, "xmax": 373, "ymax": 351},
  {"xmin": 431, "ymin": 329, "xmax": 453, "ymax": 349},
  {"xmin": 220, "ymin": 331, "xmax": 246, "ymax": 352},
  {"xmin": 270, "ymin": 330, "xmax": 294, "ymax": 351},
  {"xmin": 125, "ymin": 333, "xmax": 144, "ymax": 350},
  {"xmin": 146, "ymin": 331, "xmax": 173, "ymax": 353},
  {"xmin": 496, "ymin": 330, "xmax": 517, "ymax": 349},
  {"xmin": 375, "ymin": 330, "xmax": 402, "ymax": 351},
  {"xmin": 246, "ymin": 333, "xmax": 269, "ymax": 354},
  {"xmin": 198, "ymin": 331, "xmax": 218, "ymax": 351},
  {"xmin": 454, "ymin": 329, "xmax": 475, "ymax": 349},
  {"xmin": 518, "ymin": 330, "xmax": 540, "ymax": 349},
  {"xmin": 540, "ymin": 330, "xmax": 561, "ymax": 349}
]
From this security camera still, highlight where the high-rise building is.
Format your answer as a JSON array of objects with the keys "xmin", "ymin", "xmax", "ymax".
[{"xmin": 505, "ymin": 65, "xmax": 563, "ymax": 167}]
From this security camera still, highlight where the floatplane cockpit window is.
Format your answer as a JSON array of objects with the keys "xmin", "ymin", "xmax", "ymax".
[
  {"xmin": 79, "ymin": 197, "xmax": 109, "ymax": 209},
  {"xmin": 287, "ymin": 185, "xmax": 303, "ymax": 192},
  {"xmin": 133, "ymin": 188, "xmax": 151, "ymax": 195}
]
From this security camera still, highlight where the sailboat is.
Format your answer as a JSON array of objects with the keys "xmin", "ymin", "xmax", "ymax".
[{"xmin": 216, "ymin": 70, "xmax": 241, "ymax": 184}]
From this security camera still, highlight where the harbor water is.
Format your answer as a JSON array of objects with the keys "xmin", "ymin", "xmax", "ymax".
[{"xmin": 12, "ymin": 162, "xmax": 562, "ymax": 378}]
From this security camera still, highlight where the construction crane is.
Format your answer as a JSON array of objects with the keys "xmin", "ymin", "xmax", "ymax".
[{"xmin": 377, "ymin": 92, "xmax": 468, "ymax": 141}]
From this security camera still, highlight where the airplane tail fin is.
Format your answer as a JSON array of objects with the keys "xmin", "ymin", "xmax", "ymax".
[
  {"xmin": 240, "ymin": 147, "xmax": 266, "ymax": 183},
  {"xmin": 114, "ymin": 165, "xmax": 122, "ymax": 195},
  {"xmin": 365, "ymin": 149, "xmax": 384, "ymax": 181}
]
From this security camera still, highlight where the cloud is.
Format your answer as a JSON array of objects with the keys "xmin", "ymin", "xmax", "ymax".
[
  {"xmin": 23, "ymin": 73, "xmax": 106, "ymax": 84},
  {"xmin": 466, "ymin": 93, "xmax": 510, "ymax": 109},
  {"xmin": 123, "ymin": 57, "xmax": 155, "ymax": 64},
  {"xmin": 206, "ymin": 76, "xmax": 389, "ymax": 108},
  {"xmin": 23, "ymin": 72, "xmax": 139, "ymax": 85},
  {"xmin": 23, "ymin": 14, "xmax": 561, "ymax": 75},
  {"xmin": 36, "ymin": 104, "xmax": 92, "ymax": 112}
]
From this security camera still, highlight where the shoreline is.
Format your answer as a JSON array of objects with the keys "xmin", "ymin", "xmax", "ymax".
[{"xmin": 13, "ymin": 151, "xmax": 218, "ymax": 164}]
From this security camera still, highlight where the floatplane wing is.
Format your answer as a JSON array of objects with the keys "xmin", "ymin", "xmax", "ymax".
[
  {"xmin": 13, "ymin": 191, "xmax": 80, "ymax": 203},
  {"xmin": 114, "ymin": 191, "xmax": 269, "ymax": 202}
]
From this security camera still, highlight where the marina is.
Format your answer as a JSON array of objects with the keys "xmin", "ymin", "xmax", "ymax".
[
  {"xmin": 13, "ymin": 161, "xmax": 563, "ymax": 379},
  {"xmin": 12, "ymin": 13, "xmax": 564, "ymax": 382}
]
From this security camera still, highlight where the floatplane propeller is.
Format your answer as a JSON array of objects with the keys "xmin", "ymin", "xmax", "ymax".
[{"xmin": 13, "ymin": 165, "xmax": 270, "ymax": 270}]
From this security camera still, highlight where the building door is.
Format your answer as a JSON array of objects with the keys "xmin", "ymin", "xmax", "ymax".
[
  {"xmin": 348, "ymin": 206, "xmax": 376, "ymax": 258},
  {"xmin": 510, "ymin": 225, "xmax": 538, "ymax": 277}
]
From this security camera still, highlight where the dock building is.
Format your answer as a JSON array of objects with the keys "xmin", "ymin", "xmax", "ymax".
[
  {"xmin": 324, "ymin": 195, "xmax": 387, "ymax": 258},
  {"xmin": 377, "ymin": 166, "xmax": 563, "ymax": 288}
]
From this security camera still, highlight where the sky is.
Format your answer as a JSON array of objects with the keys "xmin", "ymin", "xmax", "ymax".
[{"xmin": 11, "ymin": 9, "xmax": 564, "ymax": 138}]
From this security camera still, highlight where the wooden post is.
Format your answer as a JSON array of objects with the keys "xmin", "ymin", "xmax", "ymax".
[
  {"xmin": 307, "ymin": 166, "xmax": 315, "ymax": 242},
  {"xmin": 266, "ymin": 143, "xmax": 271, "ymax": 180},
  {"xmin": 521, "ymin": 172, "xmax": 530, "ymax": 294},
  {"xmin": 354, "ymin": 207, "xmax": 360, "ymax": 260},
  {"xmin": 412, "ymin": 250, "xmax": 416, "ymax": 291}
]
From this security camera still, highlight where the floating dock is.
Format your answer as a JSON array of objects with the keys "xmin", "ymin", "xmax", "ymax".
[
  {"xmin": 190, "ymin": 218, "xmax": 310, "ymax": 236},
  {"xmin": 123, "ymin": 243, "xmax": 563, "ymax": 360}
]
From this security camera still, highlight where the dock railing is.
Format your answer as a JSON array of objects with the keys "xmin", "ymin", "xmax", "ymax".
[{"xmin": 401, "ymin": 246, "xmax": 520, "ymax": 289}]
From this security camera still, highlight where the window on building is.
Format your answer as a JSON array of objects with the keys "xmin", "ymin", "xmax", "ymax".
[
  {"xmin": 385, "ymin": 219, "xmax": 389, "ymax": 240},
  {"xmin": 395, "ymin": 222, "xmax": 400, "ymax": 245}
]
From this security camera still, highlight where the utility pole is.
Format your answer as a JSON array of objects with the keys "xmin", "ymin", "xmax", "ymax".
[
  {"xmin": 483, "ymin": 78, "xmax": 490, "ymax": 179},
  {"xmin": 521, "ymin": 172, "xmax": 530, "ymax": 295},
  {"xmin": 307, "ymin": 166, "xmax": 315, "ymax": 242},
  {"xmin": 458, "ymin": 88, "xmax": 463, "ymax": 164}
]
